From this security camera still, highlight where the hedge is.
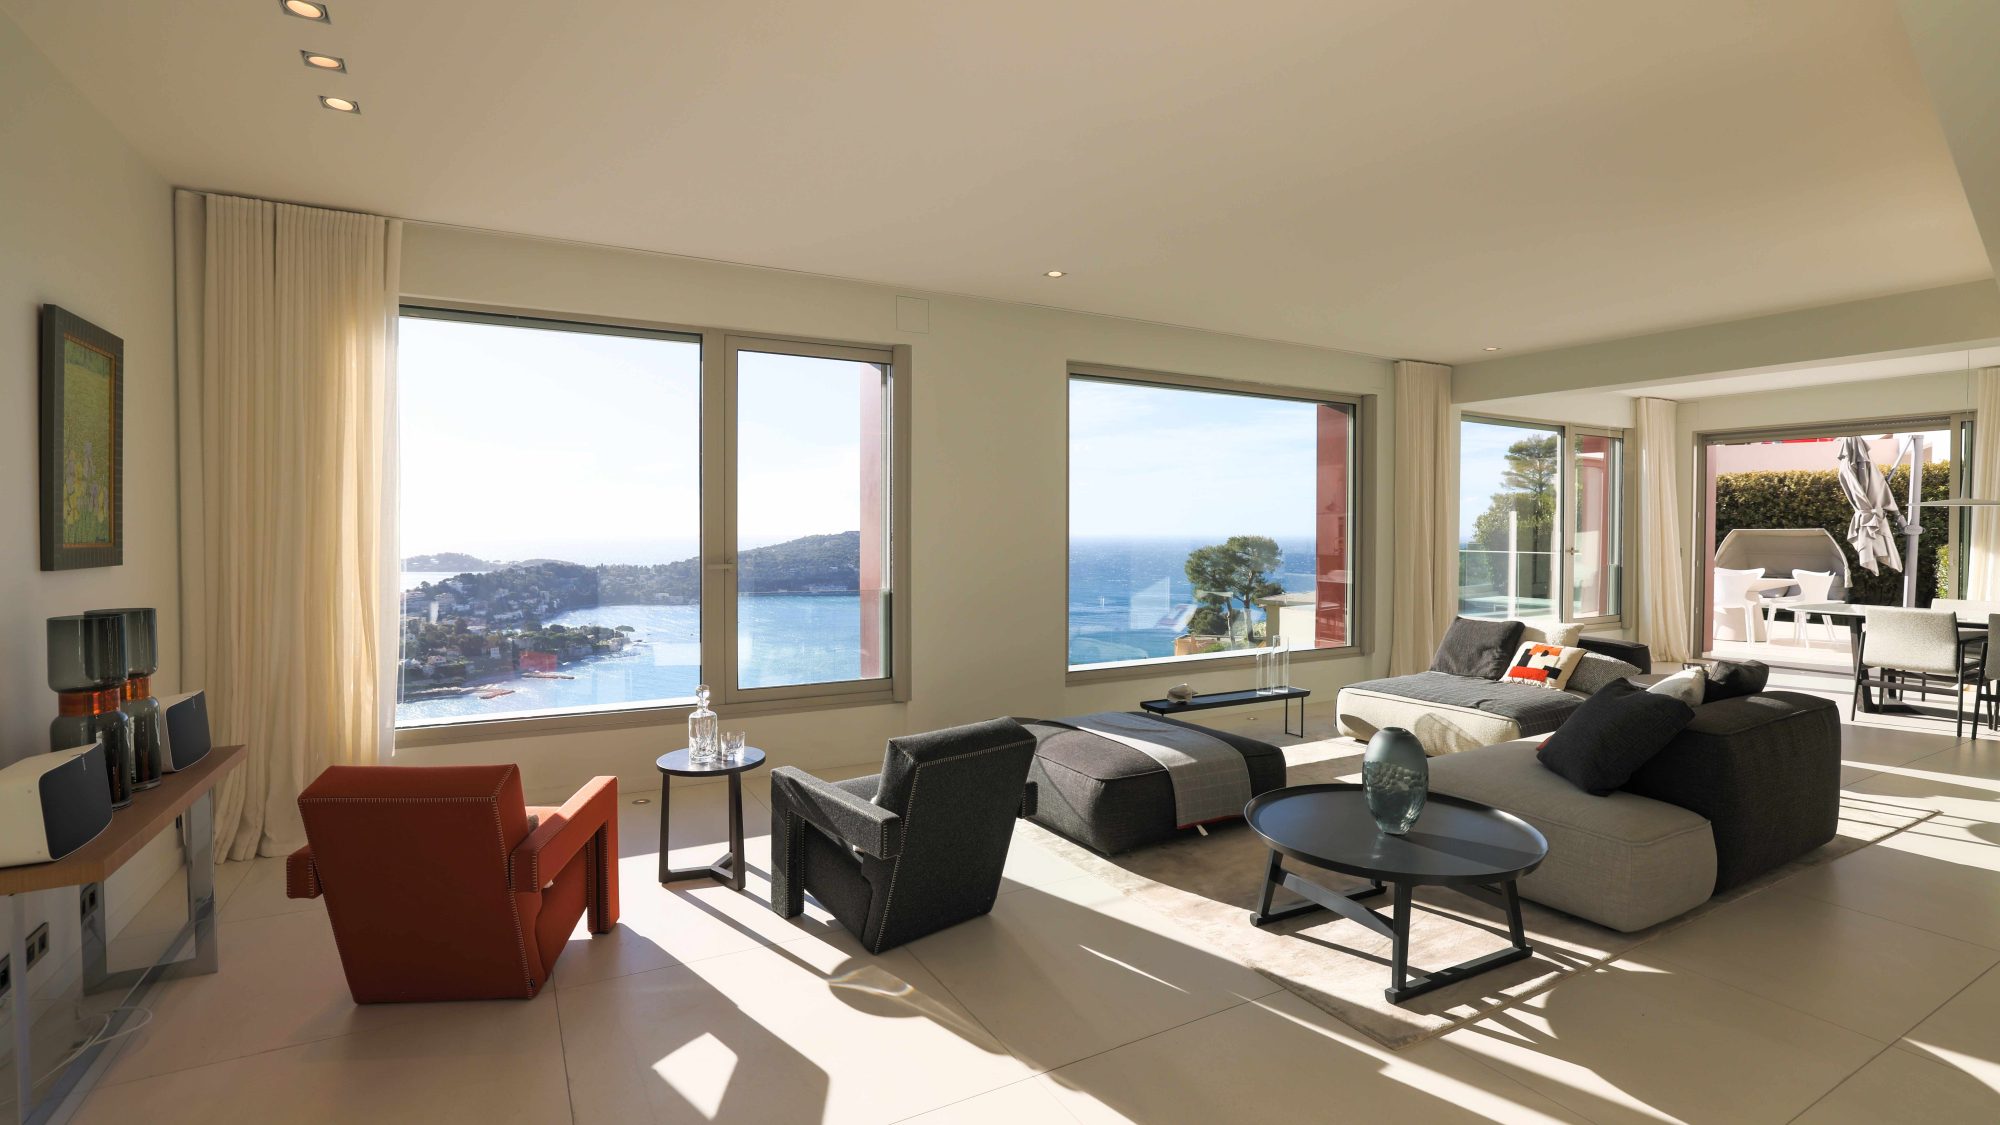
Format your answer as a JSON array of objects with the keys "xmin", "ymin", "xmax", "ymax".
[{"xmin": 1713, "ymin": 463, "xmax": 1953, "ymax": 606}]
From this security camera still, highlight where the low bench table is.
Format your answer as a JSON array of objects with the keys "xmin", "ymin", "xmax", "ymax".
[
  {"xmin": 1245, "ymin": 782, "xmax": 1547, "ymax": 1004},
  {"xmin": 1140, "ymin": 687, "xmax": 1309, "ymax": 738}
]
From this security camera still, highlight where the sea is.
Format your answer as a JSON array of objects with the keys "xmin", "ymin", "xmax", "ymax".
[{"xmin": 394, "ymin": 536, "xmax": 1319, "ymax": 724}]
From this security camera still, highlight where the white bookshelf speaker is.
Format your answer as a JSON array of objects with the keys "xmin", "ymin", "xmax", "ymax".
[
  {"xmin": 0, "ymin": 742, "xmax": 115, "ymax": 867},
  {"xmin": 158, "ymin": 690, "xmax": 212, "ymax": 772}
]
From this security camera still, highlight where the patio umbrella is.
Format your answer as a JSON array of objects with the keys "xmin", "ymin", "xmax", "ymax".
[{"xmin": 1836, "ymin": 436, "xmax": 1904, "ymax": 576}]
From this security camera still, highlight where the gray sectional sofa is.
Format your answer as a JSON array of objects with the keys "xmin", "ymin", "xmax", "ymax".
[
  {"xmin": 1336, "ymin": 625, "xmax": 1654, "ymax": 756},
  {"xmin": 1428, "ymin": 689, "xmax": 1842, "ymax": 931}
]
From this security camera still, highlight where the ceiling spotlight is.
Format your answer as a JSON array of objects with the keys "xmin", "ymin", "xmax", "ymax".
[
  {"xmin": 319, "ymin": 95, "xmax": 360, "ymax": 113},
  {"xmin": 1483, "ymin": 346, "xmax": 1501, "ymax": 352},
  {"xmin": 301, "ymin": 51, "xmax": 346, "ymax": 72},
  {"xmin": 1044, "ymin": 270, "xmax": 1066, "ymax": 278},
  {"xmin": 282, "ymin": 0, "xmax": 330, "ymax": 21}
]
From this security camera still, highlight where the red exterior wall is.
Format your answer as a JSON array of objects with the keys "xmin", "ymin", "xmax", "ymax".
[{"xmin": 1316, "ymin": 404, "xmax": 1352, "ymax": 647}]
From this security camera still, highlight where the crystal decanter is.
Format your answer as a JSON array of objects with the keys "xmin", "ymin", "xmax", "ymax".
[{"xmin": 687, "ymin": 684, "xmax": 719, "ymax": 765}]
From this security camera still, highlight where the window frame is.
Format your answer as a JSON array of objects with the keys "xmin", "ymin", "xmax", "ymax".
[
  {"xmin": 392, "ymin": 303, "xmax": 909, "ymax": 749},
  {"xmin": 1688, "ymin": 410, "xmax": 1972, "ymax": 659},
  {"xmin": 711, "ymin": 334, "xmax": 907, "ymax": 709},
  {"xmin": 1062, "ymin": 362, "xmax": 1374, "ymax": 684},
  {"xmin": 1457, "ymin": 411, "xmax": 1633, "ymax": 629}
]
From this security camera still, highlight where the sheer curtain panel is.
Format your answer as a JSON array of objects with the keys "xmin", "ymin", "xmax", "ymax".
[
  {"xmin": 1388, "ymin": 360, "xmax": 1455, "ymax": 675},
  {"xmin": 175, "ymin": 191, "xmax": 401, "ymax": 859},
  {"xmin": 1635, "ymin": 397, "xmax": 1692, "ymax": 664}
]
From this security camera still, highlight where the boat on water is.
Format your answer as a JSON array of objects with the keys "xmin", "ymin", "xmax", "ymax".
[
  {"xmin": 406, "ymin": 686, "xmax": 472, "ymax": 700},
  {"xmin": 477, "ymin": 687, "xmax": 517, "ymax": 700},
  {"xmin": 522, "ymin": 670, "xmax": 576, "ymax": 680}
]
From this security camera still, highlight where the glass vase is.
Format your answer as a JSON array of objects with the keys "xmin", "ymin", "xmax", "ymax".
[
  {"xmin": 90, "ymin": 607, "xmax": 163, "ymax": 790},
  {"xmin": 48, "ymin": 613, "xmax": 138, "ymax": 809},
  {"xmin": 1362, "ymin": 726, "xmax": 1428, "ymax": 835}
]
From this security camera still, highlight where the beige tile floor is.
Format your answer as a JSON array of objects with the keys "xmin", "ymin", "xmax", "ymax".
[{"xmin": 64, "ymin": 675, "xmax": 2000, "ymax": 1123}]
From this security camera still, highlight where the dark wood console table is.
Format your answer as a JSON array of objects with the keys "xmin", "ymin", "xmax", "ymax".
[{"xmin": 2, "ymin": 743, "xmax": 244, "ymax": 1125}]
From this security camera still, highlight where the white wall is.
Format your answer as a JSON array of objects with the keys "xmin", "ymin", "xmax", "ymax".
[
  {"xmin": 0, "ymin": 9, "xmax": 181, "ymax": 1007},
  {"xmin": 397, "ymin": 223, "xmax": 1396, "ymax": 795}
]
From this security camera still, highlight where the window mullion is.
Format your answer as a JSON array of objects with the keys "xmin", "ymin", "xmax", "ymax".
[{"xmin": 701, "ymin": 330, "xmax": 735, "ymax": 709}]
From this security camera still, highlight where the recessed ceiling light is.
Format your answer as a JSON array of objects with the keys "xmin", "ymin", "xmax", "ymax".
[
  {"xmin": 281, "ymin": 0, "xmax": 330, "ymax": 21},
  {"xmin": 1483, "ymin": 346, "xmax": 1502, "ymax": 352},
  {"xmin": 1044, "ymin": 270, "xmax": 1066, "ymax": 278},
  {"xmin": 301, "ymin": 51, "xmax": 346, "ymax": 72},
  {"xmin": 319, "ymin": 95, "xmax": 360, "ymax": 113}
]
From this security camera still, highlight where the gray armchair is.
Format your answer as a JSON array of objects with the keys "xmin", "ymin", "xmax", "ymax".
[{"xmin": 769, "ymin": 718, "xmax": 1037, "ymax": 953}]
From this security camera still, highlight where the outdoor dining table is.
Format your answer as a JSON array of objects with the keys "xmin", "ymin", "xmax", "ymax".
[
  {"xmin": 1786, "ymin": 602, "xmax": 1992, "ymax": 714},
  {"xmin": 1743, "ymin": 576, "xmax": 1806, "ymax": 642}
]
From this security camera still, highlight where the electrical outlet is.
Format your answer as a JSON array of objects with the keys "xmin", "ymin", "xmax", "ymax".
[{"xmin": 24, "ymin": 923, "xmax": 49, "ymax": 970}]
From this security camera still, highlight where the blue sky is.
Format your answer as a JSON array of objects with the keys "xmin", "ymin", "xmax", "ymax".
[
  {"xmin": 1068, "ymin": 379, "xmax": 1321, "ymax": 540},
  {"xmin": 1459, "ymin": 418, "xmax": 1560, "ymax": 543},
  {"xmin": 399, "ymin": 317, "xmax": 870, "ymax": 564}
]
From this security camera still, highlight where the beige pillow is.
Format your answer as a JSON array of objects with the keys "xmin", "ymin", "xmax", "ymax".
[
  {"xmin": 1499, "ymin": 641, "xmax": 1587, "ymax": 691},
  {"xmin": 1517, "ymin": 618, "xmax": 1584, "ymax": 647},
  {"xmin": 1647, "ymin": 666, "xmax": 1707, "ymax": 706}
]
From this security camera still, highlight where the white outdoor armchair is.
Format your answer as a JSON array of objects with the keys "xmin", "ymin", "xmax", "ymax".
[{"xmin": 1761, "ymin": 570, "xmax": 1840, "ymax": 648}]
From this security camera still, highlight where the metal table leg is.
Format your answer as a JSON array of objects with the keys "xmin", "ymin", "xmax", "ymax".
[
  {"xmin": 9, "ymin": 895, "xmax": 30, "ymax": 1125},
  {"xmin": 1249, "ymin": 864, "xmax": 1536, "ymax": 1005},
  {"xmin": 659, "ymin": 775, "xmax": 745, "ymax": 888}
]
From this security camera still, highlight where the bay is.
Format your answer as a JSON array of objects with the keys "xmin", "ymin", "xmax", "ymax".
[
  {"xmin": 395, "ymin": 536, "xmax": 1327, "ymax": 725},
  {"xmin": 395, "ymin": 595, "xmax": 865, "ymax": 725}
]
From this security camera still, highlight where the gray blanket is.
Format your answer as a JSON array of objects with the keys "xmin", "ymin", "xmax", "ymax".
[
  {"xmin": 1348, "ymin": 672, "xmax": 1584, "ymax": 737},
  {"xmin": 1058, "ymin": 712, "xmax": 1253, "ymax": 827}
]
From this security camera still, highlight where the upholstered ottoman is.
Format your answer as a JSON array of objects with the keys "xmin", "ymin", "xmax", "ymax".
[
  {"xmin": 1020, "ymin": 717, "xmax": 1287, "ymax": 855},
  {"xmin": 1427, "ymin": 739, "xmax": 1716, "ymax": 932}
]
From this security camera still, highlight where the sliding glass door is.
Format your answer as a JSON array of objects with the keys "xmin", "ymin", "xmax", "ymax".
[
  {"xmin": 1458, "ymin": 416, "xmax": 1626, "ymax": 624},
  {"xmin": 1569, "ymin": 431, "xmax": 1625, "ymax": 621},
  {"xmin": 1458, "ymin": 418, "xmax": 1561, "ymax": 620}
]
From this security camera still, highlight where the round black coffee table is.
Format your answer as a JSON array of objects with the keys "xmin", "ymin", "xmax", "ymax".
[
  {"xmin": 1245, "ymin": 782, "xmax": 1547, "ymax": 1004},
  {"xmin": 656, "ymin": 746, "xmax": 766, "ymax": 892}
]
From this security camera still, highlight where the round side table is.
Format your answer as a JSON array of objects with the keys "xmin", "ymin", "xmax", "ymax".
[
  {"xmin": 1245, "ymin": 782, "xmax": 1547, "ymax": 1004},
  {"xmin": 655, "ymin": 746, "xmax": 766, "ymax": 891}
]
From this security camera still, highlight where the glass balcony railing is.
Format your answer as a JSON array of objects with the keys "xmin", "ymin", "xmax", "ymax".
[{"xmin": 1457, "ymin": 548, "xmax": 1556, "ymax": 620}]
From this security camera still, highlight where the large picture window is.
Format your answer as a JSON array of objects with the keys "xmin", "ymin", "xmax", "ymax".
[
  {"xmin": 729, "ymin": 339, "xmax": 893, "ymax": 694},
  {"xmin": 1457, "ymin": 416, "xmax": 1625, "ymax": 623},
  {"xmin": 1067, "ymin": 372, "xmax": 1356, "ymax": 670},
  {"xmin": 396, "ymin": 310, "xmax": 901, "ymax": 729}
]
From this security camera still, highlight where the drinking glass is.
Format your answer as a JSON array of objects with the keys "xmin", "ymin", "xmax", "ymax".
[{"xmin": 722, "ymin": 730, "xmax": 746, "ymax": 762}]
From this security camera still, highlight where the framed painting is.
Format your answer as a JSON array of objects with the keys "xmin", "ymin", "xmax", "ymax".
[{"xmin": 39, "ymin": 305, "xmax": 124, "ymax": 570}]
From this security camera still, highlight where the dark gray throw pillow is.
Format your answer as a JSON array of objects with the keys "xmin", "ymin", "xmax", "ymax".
[
  {"xmin": 1537, "ymin": 679, "xmax": 1696, "ymax": 796},
  {"xmin": 1431, "ymin": 617, "xmax": 1526, "ymax": 680},
  {"xmin": 1703, "ymin": 659, "xmax": 1769, "ymax": 703}
]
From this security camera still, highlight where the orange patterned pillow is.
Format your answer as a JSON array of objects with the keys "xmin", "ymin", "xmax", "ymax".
[{"xmin": 1500, "ymin": 641, "xmax": 1587, "ymax": 691}]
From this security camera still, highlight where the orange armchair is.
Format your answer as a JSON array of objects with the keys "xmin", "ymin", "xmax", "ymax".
[{"xmin": 286, "ymin": 764, "xmax": 619, "ymax": 1003}]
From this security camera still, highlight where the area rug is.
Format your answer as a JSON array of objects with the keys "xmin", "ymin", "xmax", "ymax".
[{"xmin": 1016, "ymin": 738, "xmax": 1937, "ymax": 1051}]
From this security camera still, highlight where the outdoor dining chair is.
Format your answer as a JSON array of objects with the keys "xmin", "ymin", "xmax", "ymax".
[
  {"xmin": 1852, "ymin": 606, "xmax": 1987, "ymax": 737},
  {"xmin": 1760, "ymin": 570, "xmax": 1840, "ymax": 648}
]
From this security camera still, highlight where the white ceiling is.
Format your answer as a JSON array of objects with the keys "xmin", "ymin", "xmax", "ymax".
[
  {"xmin": 1615, "ymin": 345, "xmax": 2000, "ymax": 399},
  {"xmin": 5, "ymin": 0, "xmax": 1992, "ymax": 363}
]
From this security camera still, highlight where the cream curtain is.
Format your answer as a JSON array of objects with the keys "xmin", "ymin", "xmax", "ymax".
[
  {"xmin": 175, "ymin": 191, "xmax": 402, "ymax": 859},
  {"xmin": 1635, "ymin": 397, "xmax": 1692, "ymax": 664},
  {"xmin": 1388, "ymin": 360, "xmax": 1455, "ymax": 675},
  {"xmin": 1965, "ymin": 367, "xmax": 2000, "ymax": 600}
]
